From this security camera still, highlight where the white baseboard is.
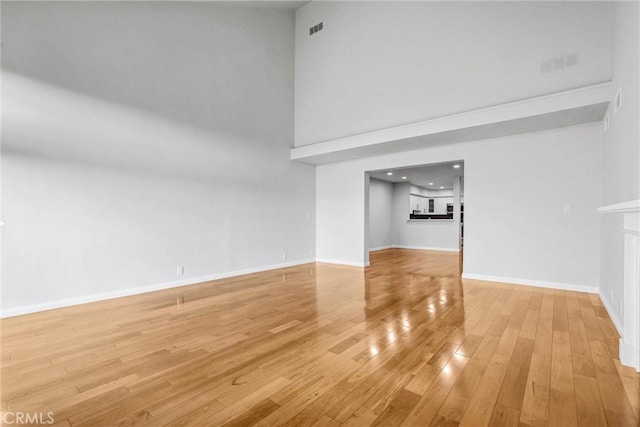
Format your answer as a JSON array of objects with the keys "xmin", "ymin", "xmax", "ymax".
[
  {"xmin": 369, "ymin": 245, "xmax": 393, "ymax": 252},
  {"xmin": 461, "ymin": 273, "xmax": 598, "ymax": 294},
  {"xmin": 392, "ymin": 245, "xmax": 460, "ymax": 253},
  {"xmin": 598, "ymin": 291, "xmax": 623, "ymax": 336},
  {"xmin": 315, "ymin": 258, "xmax": 369, "ymax": 267},
  {"xmin": 0, "ymin": 258, "xmax": 316, "ymax": 319}
]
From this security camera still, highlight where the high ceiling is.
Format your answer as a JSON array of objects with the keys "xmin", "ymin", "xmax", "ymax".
[
  {"xmin": 369, "ymin": 161, "xmax": 464, "ymax": 191},
  {"xmin": 217, "ymin": 1, "xmax": 310, "ymax": 10}
]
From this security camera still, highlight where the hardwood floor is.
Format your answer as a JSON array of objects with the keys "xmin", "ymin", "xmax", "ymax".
[{"xmin": 1, "ymin": 248, "xmax": 638, "ymax": 426}]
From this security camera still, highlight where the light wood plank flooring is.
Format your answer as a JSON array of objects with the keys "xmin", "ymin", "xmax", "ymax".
[{"xmin": 1, "ymin": 249, "xmax": 638, "ymax": 426}]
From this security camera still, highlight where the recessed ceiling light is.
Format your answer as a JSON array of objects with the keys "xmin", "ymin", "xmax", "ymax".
[
  {"xmin": 401, "ymin": 176, "xmax": 407, "ymax": 180},
  {"xmin": 440, "ymin": 186, "xmax": 444, "ymax": 189},
  {"xmin": 428, "ymin": 182, "xmax": 434, "ymax": 185},
  {"xmin": 386, "ymin": 172, "xmax": 393, "ymax": 176},
  {"xmin": 453, "ymin": 164, "xmax": 461, "ymax": 169}
]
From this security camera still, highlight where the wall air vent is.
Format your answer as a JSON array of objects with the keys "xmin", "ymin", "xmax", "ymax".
[
  {"xmin": 309, "ymin": 22, "xmax": 323, "ymax": 36},
  {"xmin": 540, "ymin": 52, "xmax": 579, "ymax": 74}
]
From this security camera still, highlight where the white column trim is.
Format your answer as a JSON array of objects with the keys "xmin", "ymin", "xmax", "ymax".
[
  {"xmin": 599, "ymin": 199, "xmax": 640, "ymax": 372},
  {"xmin": 598, "ymin": 199, "xmax": 640, "ymax": 214}
]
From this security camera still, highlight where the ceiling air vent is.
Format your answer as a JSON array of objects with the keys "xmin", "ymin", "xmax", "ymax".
[{"xmin": 309, "ymin": 22, "xmax": 323, "ymax": 36}]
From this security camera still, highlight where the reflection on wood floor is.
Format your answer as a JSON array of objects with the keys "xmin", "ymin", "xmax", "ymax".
[{"xmin": 1, "ymin": 248, "xmax": 638, "ymax": 426}]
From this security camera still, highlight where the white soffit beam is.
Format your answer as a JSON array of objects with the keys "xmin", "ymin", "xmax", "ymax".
[{"xmin": 291, "ymin": 82, "xmax": 612, "ymax": 165}]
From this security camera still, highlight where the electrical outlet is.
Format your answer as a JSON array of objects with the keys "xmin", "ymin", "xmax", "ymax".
[
  {"xmin": 563, "ymin": 204, "xmax": 572, "ymax": 215},
  {"xmin": 176, "ymin": 266, "xmax": 184, "ymax": 277},
  {"xmin": 282, "ymin": 252, "xmax": 287, "ymax": 261}
]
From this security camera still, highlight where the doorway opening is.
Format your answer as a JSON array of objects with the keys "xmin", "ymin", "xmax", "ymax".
[{"xmin": 364, "ymin": 161, "xmax": 464, "ymax": 267}]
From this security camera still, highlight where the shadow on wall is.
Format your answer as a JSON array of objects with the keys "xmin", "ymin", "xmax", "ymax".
[
  {"xmin": 0, "ymin": 1, "xmax": 317, "ymax": 315},
  {"xmin": 1, "ymin": 1, "xmax": 294, "ymax": 144},
  {"xmin": 0, "ymin": 71, "xmax": 316, "ymax": 313},
  {"xmin": 2, "ymin": 71, "xmax": 296, "ymax": 187}
]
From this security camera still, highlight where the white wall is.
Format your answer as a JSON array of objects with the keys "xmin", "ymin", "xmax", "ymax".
[
  {"xmin": 295, "ymin": 1, "xmax": 612, "ymax": 145},
  {"xmin": 599, "ymin": 1, "xmax": 640, "ymax": 328},
  {"xmin": 368, "ymin": 178, "xmax": 393, "ymax": 250},
  {"xmin": 317, "ymin": 123, "xmax": 602, "ymax": 290},
  {"xmin": 1, "ymin": 2, "xmax": 316, "ymax": 315},
  {"xmin": 317, "ymin": 166, "xmax": 365, "ymax": 266}
]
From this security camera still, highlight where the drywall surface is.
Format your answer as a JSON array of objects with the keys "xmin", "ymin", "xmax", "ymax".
[
  {"xmin": 295, "ymin": 1, "xmax": 612, "ymax": 145},
  {"xmin": 317, "ymin": 124, "xmax": 602, "ymax": 289},
  {"xmin": 368, "ymin": 178, "xmax": 393, "ymax": 250},
  {"xmin": 599, "ymin": 1, "xmax": 640, "ymax": 328},
  {"xmin": 1, "ymin": 2, "xmax": 315, "ymax": 314}
]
